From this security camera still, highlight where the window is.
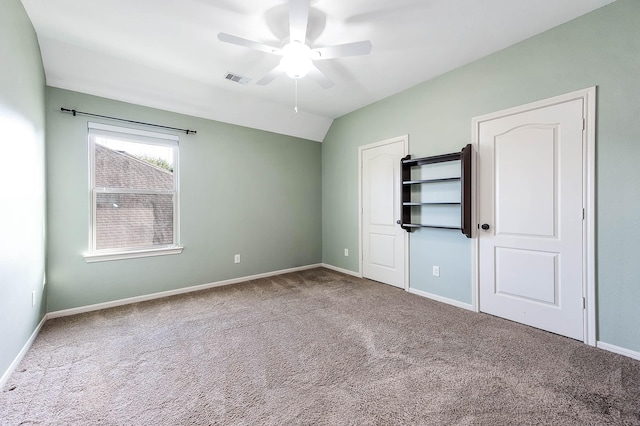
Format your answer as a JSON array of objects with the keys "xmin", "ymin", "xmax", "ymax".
[{"xmin": 85, "ymin": 122, "xmax": 182, "ymax": 262}]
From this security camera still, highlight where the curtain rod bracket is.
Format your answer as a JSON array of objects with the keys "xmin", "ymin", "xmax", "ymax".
[{"xmin": 59, "ymin": 107, "xmax": 197, "ymax": 135}]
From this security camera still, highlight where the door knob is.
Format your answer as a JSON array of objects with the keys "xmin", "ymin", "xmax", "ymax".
[{"xmin": 481, "ymin": 223, "xmax": 490, "ymax": 230}]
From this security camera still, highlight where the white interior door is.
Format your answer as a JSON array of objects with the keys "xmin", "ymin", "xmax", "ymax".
[
  {"xmin": 362, "ymin": 138, "xmax": 407, "ymax": 288},
  {"xmin": 478, "ymin": 98, "xmax": 585, "ymax": 340}
]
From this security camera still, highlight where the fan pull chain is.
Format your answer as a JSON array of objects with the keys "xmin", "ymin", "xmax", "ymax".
[{"xmin": 294, "ymin": 79, "xmax": 299, "ymax": 114}]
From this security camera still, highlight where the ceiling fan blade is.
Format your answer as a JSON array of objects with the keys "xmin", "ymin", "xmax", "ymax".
[
  {"xmin": 306, "ymin": 64, "xmax": 334, "ymax": 89},
  {"xmin": 289, "ymin": 0, "xmax": 310, "ymax": 43},
  {"xmin": 312, "ymin": 40, "xmax": 372, "ymax": 60},
  {"xmin": 256, "ymin": 64, "xmax": 286, "ymax": 85},
  {"xmin": 217, "ymin": 32, "xmax": 281, "ymax": 55}
]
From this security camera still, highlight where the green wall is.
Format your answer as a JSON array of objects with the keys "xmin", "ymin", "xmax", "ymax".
[
  {"xmin": 322, "ymin": 0, "xmax": 640, "ymax": 351},
  {"xmin": 0, "ymin": 0, "xmax": 47, "ymax": 379},
  {"xmin": 46, "ymin": 88, "xmax": 322, "ymax": 312}
]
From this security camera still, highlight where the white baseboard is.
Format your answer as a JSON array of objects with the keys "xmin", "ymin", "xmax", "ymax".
[
  {"xmin": 321, "ymin": 263, "xmax": 362, "ymax": 278},
  {"xmin": 47, "ymin": 264, "xmax": 323, "ymax": 319},
  {"xmin": 407, "ymin": 287, "xmax": 475, "ymax": 311},
  {"xmin": 0, "ymin": 315, "xmax": 47, "ymax": 390},
  {"xmin": 597, "ymin": 341, "xmax": 640, "ymax": 361}
]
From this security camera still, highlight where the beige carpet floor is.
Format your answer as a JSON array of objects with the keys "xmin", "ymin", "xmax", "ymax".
[{"xmin": 1, "ymin": 268, "xmax": 639, "ymax": 425}]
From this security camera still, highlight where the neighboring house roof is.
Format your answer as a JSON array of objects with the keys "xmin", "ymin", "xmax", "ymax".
[
  {"xmin": 94, "ymin": 144, "xmax": 174, "ymax": 250},
  {"xmin": 95, "ymin": 144, "xmax": 173, "ymax": 190}
]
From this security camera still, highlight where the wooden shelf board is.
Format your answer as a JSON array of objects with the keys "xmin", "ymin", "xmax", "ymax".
[
  {"xmin": 402, "ymin": 177, "xmax": 460, "ymax": 185},
  {"xmin": 403, "ymin": 202, "xmax": 460, "ymax": 206},
  {"xmin": 401, "ymin": 224, "xmax": 461, "ymax": 230}
]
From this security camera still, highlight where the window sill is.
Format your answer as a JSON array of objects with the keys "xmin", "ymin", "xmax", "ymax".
[{"xmin": 84, "ymin": 246, "xmax": 183, "ymax": 263}]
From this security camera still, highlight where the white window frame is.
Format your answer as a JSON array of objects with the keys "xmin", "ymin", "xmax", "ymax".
[{"xmin": 84, "ymin": 122, "xmax": 183, "ymax": 263}]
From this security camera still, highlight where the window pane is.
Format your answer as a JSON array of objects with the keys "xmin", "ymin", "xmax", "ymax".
[
  {"xmin": 95, "ymin": 138, "xmax": 174, "ymax": 190},
  {"xmin": 96, "ymin": 193, "xmax": 174, "ymax": 250}
]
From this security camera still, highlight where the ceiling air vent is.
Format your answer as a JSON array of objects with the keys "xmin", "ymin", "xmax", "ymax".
[{"xmin": 224, "ymin": 72, "xmax": 250, "ymax": 85}]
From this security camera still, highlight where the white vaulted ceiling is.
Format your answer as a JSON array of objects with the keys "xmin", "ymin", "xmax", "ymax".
[{"xmin": 21, "ymin": 0, "xmax": 615, "ymax": 141}]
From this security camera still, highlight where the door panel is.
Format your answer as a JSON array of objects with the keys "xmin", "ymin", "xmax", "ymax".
[
  {"xmin": 478, "ymin": 99, "xmax": 584, "ymax": 340},
  {"xmin": 362, "ymin": 139, "xmax": 406, "ymax": 288},
  {"xmin": 369, "ymin": 233, "xmax": 396, "ymax": 268},
  {"xmin": 496, "ymin": 126, "xmax": 557, "ymax": 237},
  {"xmin": 495, "ymin": 248, "xmax": 557, "ymax": 305},
  {"xmin": 369, "ymin": 155, "xmax": 395, "ymax": 225}
]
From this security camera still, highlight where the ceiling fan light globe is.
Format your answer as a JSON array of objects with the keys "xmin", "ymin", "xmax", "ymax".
[
  {"xmin": 281, "ymin": 41, "xmax": 312, "ymax": 79},
  {"xmin": 281, "ymin": 56, "xmax": 312, "ymax": 79}
]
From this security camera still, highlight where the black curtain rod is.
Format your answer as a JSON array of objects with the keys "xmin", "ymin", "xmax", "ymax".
[{"xmin": 60, "ymin": 107, "xmax": 197, "ymax": 135}]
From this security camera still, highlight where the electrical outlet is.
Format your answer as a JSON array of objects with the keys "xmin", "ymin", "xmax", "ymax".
[
  {"xmin": 32, "ymin": 290, "xmax": 36, "ymax": 307},
  {"xmin": 234, "ymin": 254, "xmax": 240, "ymax": 264},
  {"xmin": 432, "ymin": 266, "xmax": 440, "ymax": 277},
  {"xmin": 344, "ymin": 248, "xmax": 349, "ymax": 257}
]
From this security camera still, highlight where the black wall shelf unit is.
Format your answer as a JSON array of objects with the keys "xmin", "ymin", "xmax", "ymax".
[{"xmin": 399, "ymin": 144, "xmax": 472, "ymax": 238}]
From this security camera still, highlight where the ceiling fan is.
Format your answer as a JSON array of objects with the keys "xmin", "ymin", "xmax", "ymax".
[{"xmin": 217, "ymin": 0, "xmax": 372, "ymax": 89}]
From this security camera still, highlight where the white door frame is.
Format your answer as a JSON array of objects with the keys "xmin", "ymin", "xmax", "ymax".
[
  {"xmin": 358, "ymin": 135, "xmax": 409, "ymax": 289},
  {"xmin": 471, "ymin": 87, "xmax": 596, "ymax": 346}
]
